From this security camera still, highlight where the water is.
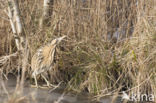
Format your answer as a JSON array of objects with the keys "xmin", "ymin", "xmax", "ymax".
[{"xmin": 0, "ymin": 74, "xmax": 120, "ymax": 103}]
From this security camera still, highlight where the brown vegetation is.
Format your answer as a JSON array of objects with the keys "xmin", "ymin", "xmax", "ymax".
[{"xmin": 0, "ymin": 0, "xmax": 155, "ymax": 103}]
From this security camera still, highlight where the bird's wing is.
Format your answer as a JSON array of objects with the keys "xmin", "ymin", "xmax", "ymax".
[{"xmin": 31, "ymin": 47, "xmax": 44, "ymax": 71}]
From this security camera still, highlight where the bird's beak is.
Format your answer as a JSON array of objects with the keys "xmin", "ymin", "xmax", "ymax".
[{"xmin": 57, "ymin": 35, "xmax": 66, "ymax": 43}]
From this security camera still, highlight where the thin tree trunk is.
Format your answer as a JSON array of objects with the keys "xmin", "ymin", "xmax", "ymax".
[
  {"xmin": 7, "ymin": 0, "xmax": 28, "ymax": 92},
  {"xmin": 8, "ymin": 0, "xmax": 26, "ymax": 50},
  {"xmin": 12, "ymin": 0, "xmax": 26, "ymax": 51},
  {"xmin": 39, "ymin": 0, "xmax": 54, "ymax": 28},
  {"xmin": 8, "ymin": 1, "xmax": 20, "ymax": 50}
]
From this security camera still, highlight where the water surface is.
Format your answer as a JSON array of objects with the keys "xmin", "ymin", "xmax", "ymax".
[{"xmin": 0, "ymin": 74, "xmax": 120, "ymax": 103}]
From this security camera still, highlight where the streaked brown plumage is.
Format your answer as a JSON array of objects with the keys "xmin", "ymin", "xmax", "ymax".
[{"xmin": 31, "ymin": 36, "xmax": 66, "ymax": 88}]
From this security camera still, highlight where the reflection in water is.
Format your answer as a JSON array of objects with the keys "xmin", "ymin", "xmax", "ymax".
[{"xmin": 0, "ymin": 75, "xmax": 120, "ymax": 103}]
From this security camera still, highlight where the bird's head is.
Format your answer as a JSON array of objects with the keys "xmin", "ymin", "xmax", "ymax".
[{"xmin": 51, "ymin": 36, "xmax": 66, "ymax": 45}]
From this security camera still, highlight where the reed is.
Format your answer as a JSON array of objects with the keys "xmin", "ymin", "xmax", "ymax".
[{"xmin": 0, "ymin": 0, "xmax": 155, "ymax": 102}]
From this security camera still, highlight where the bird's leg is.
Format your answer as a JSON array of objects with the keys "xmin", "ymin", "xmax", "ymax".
[
  {"xmin": 41, "ymin": 74, "xmax": 51, "ymax": 87},
  {"xmin": 34, "ymin": 75, "xmax": 38, "ymax": 88},
  {"xmin": 41, "ymin": 74, "xmax": 56, "ymax": 87},
  {"xmin": 31, "ymin": 73, "xmax": 39, "ymax": 88}
]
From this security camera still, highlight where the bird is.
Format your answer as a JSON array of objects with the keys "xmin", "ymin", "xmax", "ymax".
[{"xmin": 31, "ymin": 36, "xmax": 66, "ymax": 88}]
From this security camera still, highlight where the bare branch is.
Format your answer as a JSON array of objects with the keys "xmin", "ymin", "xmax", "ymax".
[{"xmin": 0, "ymin": 52, "xmax": 18, "ymax": 66}]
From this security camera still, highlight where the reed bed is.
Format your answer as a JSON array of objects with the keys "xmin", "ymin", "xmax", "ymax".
[{"xmin": 0, "ymin": 0, "xmax": 155, "ymax": 102}]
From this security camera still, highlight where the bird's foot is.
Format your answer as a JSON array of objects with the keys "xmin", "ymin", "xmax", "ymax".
[
  {"xmin": 45, "ymin": 82, "xmax": 56, "ymax": 88},
  {"xmin": 31, "ymin": 84, "xmax": 39, "ymax": 88},
  {"xmin": 45, "ymin": 81, "xmax": 62, "ymax": 89}
]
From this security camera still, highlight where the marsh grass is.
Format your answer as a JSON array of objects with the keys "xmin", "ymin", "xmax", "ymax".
[{"xmin": 0, "ymin": 0, "xmax": 155, "ymax": 102}]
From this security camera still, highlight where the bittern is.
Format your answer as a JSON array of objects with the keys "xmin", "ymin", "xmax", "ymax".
[{"xmin": 31, "ymin": 36, "xmax": 66, "ymax": 88}]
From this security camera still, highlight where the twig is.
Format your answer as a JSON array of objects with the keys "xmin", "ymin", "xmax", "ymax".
[
  {"xmin": 0, "ymin": 16, "xmax": 9, "ymax": 21},
  {"xmin": 0, "ymin": 52, "xmax": 18, "ymax": 66}
]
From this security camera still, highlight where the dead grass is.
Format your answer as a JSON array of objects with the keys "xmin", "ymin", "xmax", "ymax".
[{"xmin": 0, "ymin": 0, "xmax": 155, "ymax": 102}]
